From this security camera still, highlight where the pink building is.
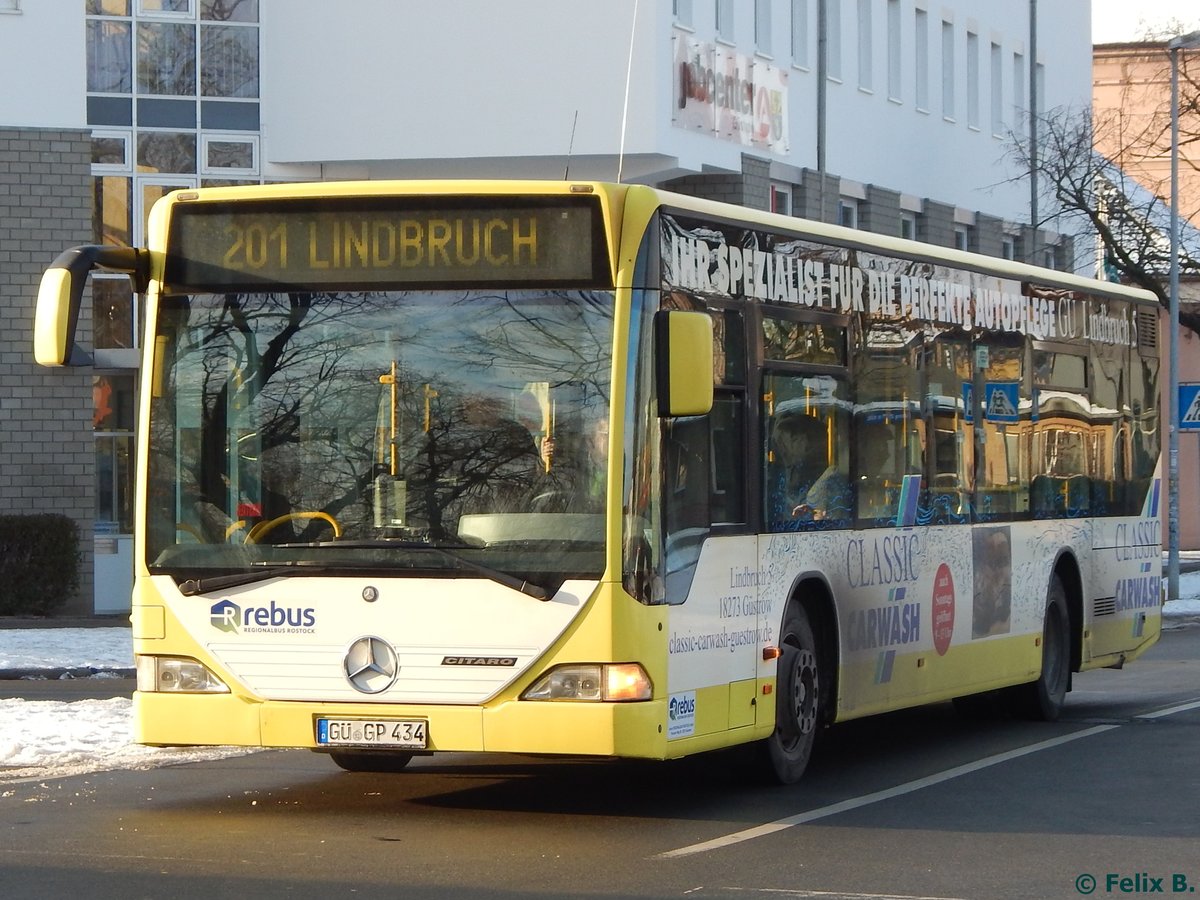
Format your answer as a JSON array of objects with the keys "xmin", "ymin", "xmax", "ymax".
[{"xmin": 1094, "ymin": 41, "xmax": 1200, "ymax": 550}]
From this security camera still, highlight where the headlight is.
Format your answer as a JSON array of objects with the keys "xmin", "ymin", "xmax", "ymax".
[
  {"xmin": 136, "ymin": 656, "xmax": 230, "ymax": 693},
  {"xmin": 521, "ymin": 663, "xmax": 652, "ymax": 701}
]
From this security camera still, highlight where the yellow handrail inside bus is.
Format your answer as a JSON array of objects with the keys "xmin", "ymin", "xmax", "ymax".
[{"xmin": 245, "ymin": 511, "xmax": 342, "ymax": 543}]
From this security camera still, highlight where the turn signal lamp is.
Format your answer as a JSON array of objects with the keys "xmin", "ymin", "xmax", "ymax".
[
  {"xmin": 136, "ymin": 655, "xmax": 230, "ymax": 693},
  {"xmin": 521, "ymin": 663, "xmax": 652, "ymax": 701}
]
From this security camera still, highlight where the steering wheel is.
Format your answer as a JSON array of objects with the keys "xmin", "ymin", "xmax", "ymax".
[{"xmin": 245, "ymin": 511, "xmax": 342, "ymax": 543}]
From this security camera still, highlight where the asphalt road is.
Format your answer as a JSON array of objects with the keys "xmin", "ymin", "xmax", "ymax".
[{"xmin": 1, "ymin": 623, "xmax": 1198, "ymax": 900}]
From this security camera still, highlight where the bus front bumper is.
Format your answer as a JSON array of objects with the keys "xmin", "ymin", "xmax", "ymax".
[{"xmin": 132, "ymin": 691, "xmax": 668, "ymax": 759}]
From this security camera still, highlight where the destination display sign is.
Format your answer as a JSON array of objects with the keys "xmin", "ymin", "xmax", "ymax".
[{"xmin": 164, "ymin": 195, "xmax": 610, "ymax": 292}]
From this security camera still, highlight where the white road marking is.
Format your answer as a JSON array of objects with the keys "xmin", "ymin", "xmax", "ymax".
[
  {"xmin": 656, "ymin": 725, "xmax": 1117, "ymax": 859},
  {"xmin": 658, "ymin": 694, "xmax": 1200, "ymax": 860}
]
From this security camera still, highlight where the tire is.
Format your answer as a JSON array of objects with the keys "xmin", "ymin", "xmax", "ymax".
[
  {"xmin": 1012, "ymin": 574, "xmax": 1071, "ymax": 721},
  {"xmin": 327, "ymin": 751, "xmax": 415, "ymax": 773},
  {"xmin": 763, "ymin": 604, "xmax": 822, "ymax": 785}
]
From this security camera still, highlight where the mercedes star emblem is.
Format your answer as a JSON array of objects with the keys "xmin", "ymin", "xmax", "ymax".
[{"xmin": 343, "ymin": 636, "xmax": 399, "ymax": 694}]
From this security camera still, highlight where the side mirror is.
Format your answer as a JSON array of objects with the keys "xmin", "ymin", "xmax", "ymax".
[
  {"xmin": 34, "ymin": 246, "xmax": 149, "ymax": 367},
  {"xmin": 655, "ymin": 310, "xmax": 714, "ymax": 417}
]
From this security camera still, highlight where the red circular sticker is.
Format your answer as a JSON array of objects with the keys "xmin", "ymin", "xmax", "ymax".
[{"xmin": 932, "ymin": 563, "xmax": 955, "ymax": 657}]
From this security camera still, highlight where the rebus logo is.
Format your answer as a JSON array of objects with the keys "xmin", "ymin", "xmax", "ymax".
[
  {"xmin": 211, "ymin": 599, "xmax": 241, "ymax": 633},
  {"xmin": 209, "ymin": 599, "xmax": 316, "ymax": 633},
  {"xmin": 668, "ymin": 694, "xmax": 695, "ymax": 721}
]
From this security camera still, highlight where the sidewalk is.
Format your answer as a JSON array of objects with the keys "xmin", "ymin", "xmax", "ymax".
[{"xmin": 0, "ymin": 615, "xmax": 129, "ymax": 629}]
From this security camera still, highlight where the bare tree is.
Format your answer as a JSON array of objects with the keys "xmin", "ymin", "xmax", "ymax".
[{"xmin": 1006, "ymin": 44, "xmax": 1200, "ymax": 334}]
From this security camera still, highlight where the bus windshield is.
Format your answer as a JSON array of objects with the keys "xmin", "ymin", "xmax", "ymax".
[{"xmin": 146, "ymin": 288, "xmax": 614, "ymax": 590}]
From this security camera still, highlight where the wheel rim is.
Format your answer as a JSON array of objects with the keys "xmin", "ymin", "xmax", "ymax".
[{"xmin": 780, "ymin": 645, "xmax": 819, "ymax": 748}]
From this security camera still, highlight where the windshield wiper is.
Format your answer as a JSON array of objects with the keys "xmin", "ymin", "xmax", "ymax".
[
  {"xmin": 275, "ymin": 539, "xmax": 554, "ymax": 601},
  {"xmin": 178, "ymin": 561, "xmax": 337, "ymax": 596}
]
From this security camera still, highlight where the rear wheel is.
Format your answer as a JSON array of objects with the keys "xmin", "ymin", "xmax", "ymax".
[
  {"xmin": 327, "ymin": 751, "xmax": 415, "ymax": 773},
  {"xmin": 763, "ymin": 605, "xmax": 822, "ymax": 784},
  {"xmin": 1012, "ymin": 574, "xmax": 1071, "ymax": 721}
]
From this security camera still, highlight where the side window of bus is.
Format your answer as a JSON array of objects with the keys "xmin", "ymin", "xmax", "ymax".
[
  {"xmin": 710, "ymin": 308, "xmax": 746, "ymax": 525},
  {"xmin": 853, "ymin": 323, "xmax": 924, "ymax": 526},
  {"xmin": 1092, "ymin": 340, "xmax": 1126, "ymax": 515},
  {"xmin": 663, "ymin": 414, "xmax": 711, "ymax": 602},
  {"xmin": 661, "ymin": 299, "xmax": 748, "ymax": 603},
  {"xmin": 974, "ymin": 337, "xmax": 1031, "ymax": 522},
  {"xmin": 1031, "ymin": 348, "xmax": 1091, "ymax": 519},
  {"xmin": 923, "ymin": 335, "xmax": 973, "ymax": 523},
  {"xmin": 763, "ymin": 372, "xmax": 851, "ymax": 531},
  {"xmin": 1128, "ymin": 309, "xmax": 1160, "ymax": 514}
]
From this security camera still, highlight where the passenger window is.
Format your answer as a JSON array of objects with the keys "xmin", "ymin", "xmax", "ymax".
[{"xmin": 763, "ymin": 373, "xmax": 852, "ymax": 531}]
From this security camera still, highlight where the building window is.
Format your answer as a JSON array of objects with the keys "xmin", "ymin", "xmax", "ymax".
[
  {"xmin": 791, "ymin": 0, "xmax": 808, "ymax": 67},
  {"xmin": 87, "ymin": 19, "xmax": 133, "ymax": 93},
  {"xmin": 914, "ymin": 8, "xmax": 929, "ymax": 110},
  {"xmin": 91, "ymin": 131, "xmax": 132, "ymax": 170},
  {"xmin": 1001, "ymin": 236, "xmax": 1016, "ymax": 260},
  {"xmin": 838, "ymin": 199, "xmax": 859, "ymax": 229},
  {"xmin": 137, "ymin": 131, "xmax": 197, "ymax": 173},
  {"xmin": 201, "ymin": 0, "xmax": 258, "ymax": 21},
  {"xmin": 717, "ymin": 0, "xmax": 734, "ymax": 42},
  {"xmin": 887, "ymin": 0, "xmax": 901, "ymax": 101},
  {"xmin": 201, "ymin": 134, "xmax": 257, "ymax": 173},
  {"xmin": 137, "ymin": 21, "xmax": 197, "ymax": 95},
  {"xmin": 857, "ymin": 0, "xmax": 872, "ymax": 91},
  {"xmin": 771, "ymin": 183, "xmax": 792, "ymax": 215},
  {"xmin": 93, "ymin": 278, "xmax": 137, "ymax": 350},
  {"xmin": 990, "ymin": 42, "xmax": 1004, "ymax": 136},
  {"xmin": 966, "ymin": 31, "xmax": 979, "ymax": 129},
  {"xmin": 1012, "ymin": 51, "xmax": 1025, "ymax": 124},
  {"xmin": 954, "ymin": 224, "xmax": 971, "ymax": 252},
  {"xmin": 94, "ymin": 374, "xmax": 137, "ymax": 534},
  {"xmin": 827, "ymin": 0, "xmax": 841, "ymax": 79},
  {"xmin": 673, "ymin": 0, "xmax": 693, "ymax": 27},
  {"xmin": 201, "ymin": 22, "xmax": 259, "ymax": 97},
  {"xmin": 139, "ymin": 0, "xmax": 192, "ymax": 15},
  {"xmin": 900, "ymin": 211, "xmax": 918, "ymax": 241},
  {"xmin": 93, "ymin": 175, "xmax": 132, "ymax": 246},
  {"xmin": 941, "ymin": 20, "xmax": 955, "ymax": 120},
  {"xmin": 756, "ymin": 0, "xmax": 772, "ymax": 53}
]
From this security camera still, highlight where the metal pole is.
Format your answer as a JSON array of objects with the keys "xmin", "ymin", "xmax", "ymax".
[
  {"xmin": 817, "ymin": 0, "xmax": 827, "ymax": 220},
  {"xmin": 1029, "ymin": 0, "xmax": 1038, "ymax": 264},
  {"xmin": 1167, "ymin": 39, "xmax": 1183, "ymax": 603}
]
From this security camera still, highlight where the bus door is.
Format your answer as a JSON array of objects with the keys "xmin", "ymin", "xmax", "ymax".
[{"xmin": 658, "ymin": 302, "xmax": 760, "ymax": 737}]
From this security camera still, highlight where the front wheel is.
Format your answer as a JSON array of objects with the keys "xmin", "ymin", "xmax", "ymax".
[
  {"xmin": 1012, "ymin": 574, "xmax": 1071, "ymax": 721},
  {"xmin": 763, "ymin": 605, "xmax": 822, "ymax": 784}
]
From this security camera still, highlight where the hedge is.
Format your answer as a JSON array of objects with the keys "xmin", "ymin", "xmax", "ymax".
[{"xmin": 0, "ymin": 514, "xmax": 81, "ymax": 616}]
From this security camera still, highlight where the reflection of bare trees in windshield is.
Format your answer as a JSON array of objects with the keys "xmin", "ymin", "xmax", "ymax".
[
  {"xmin": 159, "ymin": 291, "xmax": 389, "ymax": 544},
  {"xmin": 150, "ymin": 289, "xmax": 614, "ymax": 559},
  {"xmin": 468, "ymin": 292, "xmax": 612, "ymax": 399},
  {"xmin": 381, "ymin": 292, "xmax": 613, "ymax": 540}
]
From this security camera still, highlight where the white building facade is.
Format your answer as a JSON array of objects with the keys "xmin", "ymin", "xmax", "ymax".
[{"xmin": 0, "ymin": 0, "xmax": 1093, "ymax": 613}]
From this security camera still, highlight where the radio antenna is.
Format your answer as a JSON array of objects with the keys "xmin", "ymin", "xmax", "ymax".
[
  {"xmin": 564, "ymin": 110, "xmax": 579, "ymax": 179},
  {"xmin": 617, "ymin": 0, "xmax": 639, "ymax": 184}
]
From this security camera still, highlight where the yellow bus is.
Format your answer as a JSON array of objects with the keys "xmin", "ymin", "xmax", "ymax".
[{"xmin": 34, "ymin": 181, "xmax": 1163, "ymax": 783}]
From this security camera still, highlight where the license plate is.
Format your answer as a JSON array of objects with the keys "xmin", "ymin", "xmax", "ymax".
[{"xmin": 316, "ymin": 718, "xmax": 428, "ymax": 749}]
